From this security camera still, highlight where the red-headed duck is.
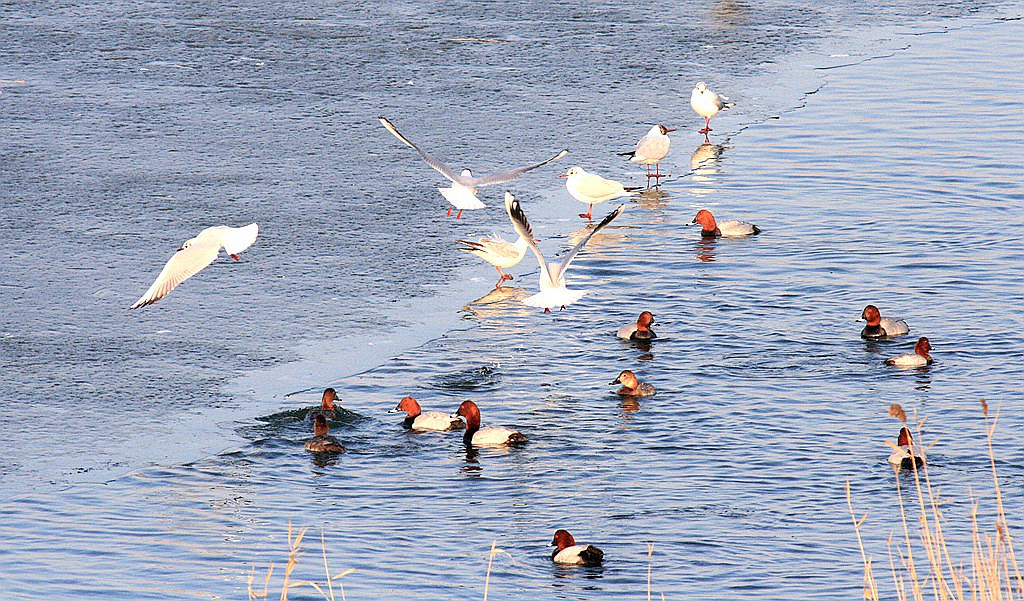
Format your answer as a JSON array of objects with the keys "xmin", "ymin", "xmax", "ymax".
[
  {"xmin": 888, "ymin": 426, "xmax": 923, "ymax": 469},
  {"xmin": 551, "ymin": 529, "xmax": 604, "ymax": 566},
  {"xmin": 617, "ymin": 311, "xmax": 657, "ymax": 340},
  {"xmin": 610, "ymin": 370, "xmax": 656, "ymax": 397},
  {"xmin": 305, "ymin": 415, "xmax": 345, "ymax": 453},
  {"xmin": 688, "ymin": 209, "xmax": 760, "ymax": 237},
  {"xmin": 453, "ymin": 400, "xmax": 526, "ymax": 447},
  {"xmin": 885, "ymin": 337, "xmax": 932, "ymax": 367},
  {"xmin": 860, "ymin": 305, "xmax": 910, "ymax": 339},
  {"xmin": 389, "ymin": 396, "xmax": 465, "ymax": 431},
  {"xmin": 690, "ymin": 82, "xmax": 734, "ymax": 136},
  {"xmin": 308, "ymin": 388, "xmax": 342, "ymax": 421}
]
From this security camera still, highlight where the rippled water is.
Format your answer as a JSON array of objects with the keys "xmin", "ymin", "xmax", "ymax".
[{"xmin": 1, "ymin": 1, "xmax": 1022, "ymax": 599}]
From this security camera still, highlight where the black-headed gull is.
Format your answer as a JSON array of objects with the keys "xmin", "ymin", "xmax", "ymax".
[
  {"xmin": 504, "ymin": 192, "xmax": 624, "ymax": 312},
  {"xmin": 619, "ymin": 124, "xmax": 674, "ymax": 181},
  {"xmin": 130, "ymin": 223, "xmax": 258, "ymax": 309},
  {"xmin": 456, "ymin": 233, "xmax": 532, "ymax": 288},
  {"xmin": 690, "ymin": 82, "xmax": 734, "ymax": 137},
  {"xmin": 378, "ymin": 116, "xmax": 568, "ymax": 219},
  {"xmin": 560, "ymin": 166, "xmax": 640, "ymax": 220}
]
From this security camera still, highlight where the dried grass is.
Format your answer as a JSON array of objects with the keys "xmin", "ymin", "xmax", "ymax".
[{"xmin": 847, "ymin": 401, "xmax": 1023, "ymax": 601}]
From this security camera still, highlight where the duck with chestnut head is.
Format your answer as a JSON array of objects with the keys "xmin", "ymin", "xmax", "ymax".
[
  {"xmin": 551, "ymin": 529, "xmax": 604, "ymax": 566},
  {"xmin": 389, "ymin": 396, "xmax": 464, "ymax": 431},
  {"xmin": 860, "ymin": 305, "xmax": 910, "ymax": 339},
  {"xmin": 453, "ymin": 400, "xmax": 525, "ymax": 447}
]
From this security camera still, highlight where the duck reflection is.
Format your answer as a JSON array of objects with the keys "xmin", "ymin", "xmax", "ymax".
[
  {"xmin": 551, "ymin": 564, "xmax": 605, "ymax": 581},
  {"xmin": 620, "ymin": 397, "xmax": 640, "ymax": 415},
  {"xmin": 694, "ymin": 237, "xmax": 717, "ymax": 263},
  {"xmin": 914, "ymin": 371, "xmax": 931, "ymax": 392}
]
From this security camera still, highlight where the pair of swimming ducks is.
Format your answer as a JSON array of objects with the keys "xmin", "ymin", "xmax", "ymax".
[{"xmin": 860, "ymin": 304, "xmax": 933, "ymax": 367}]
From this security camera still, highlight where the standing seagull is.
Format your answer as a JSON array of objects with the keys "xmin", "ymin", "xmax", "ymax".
[
  {"xmin": 690, "ymin": 82, "xmax": 734, "ymax": 137},
  {"xmin": 130, "ymin": 223, "xmax": 259, "ymax": 309},
  {"xmin": 505, "ymin": 192, "xmax": 624, "ymax": 312},
  {"xmin": 561, "ymin": 166, "xmax": 640, "ymax": 220},
  {"xmin": 378, "ymin": 116, "xmax": 568, "ymax": 218},
  {"xmin": 619, "ymin": 124, "xmax": 674, "ymax": 181},
  {"xmin": 456, "ymin": 233, "xmax": 532, "ymax": 288}
]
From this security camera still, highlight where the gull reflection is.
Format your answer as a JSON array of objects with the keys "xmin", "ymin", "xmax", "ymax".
[
  {"xmin": 691, "ymin": 141, "xmax": 725, "ymax": 171},
  {"xmin": 461, "ymin": 286, "xmax": 534, "ymax": 320},
  {"xmin": 636, "ymin": 186, "xmax": 670, "ymax": 211},
  {"xmin": 564, "ymin": 223, "xmax": 627, "ymax": 256}
]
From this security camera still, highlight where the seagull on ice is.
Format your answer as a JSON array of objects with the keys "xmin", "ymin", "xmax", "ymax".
[
  {"xmin": 456, "ymin": 233, "xmax": 533, "ymax": 288},
  {"xmin": 378, "ymin": 116, "xmax": 568, "ymax": 218},
  {"xmin": 130, "ymin": 223, "xmax": 258, "ymax": 309},
  {"xmin": 504, "ymin": 192, "xmax": 624, "ymax": 312},
  {"xmin": 561, "ymin": 166, "xmax": 640, "ymax": 220},
  {"xmin": 619, "ymin": 124, "xmax": 675, "ymax": 180},
  {"xmin": 690, "ymin": 82, "xmax": 734, "ymax": 136}
]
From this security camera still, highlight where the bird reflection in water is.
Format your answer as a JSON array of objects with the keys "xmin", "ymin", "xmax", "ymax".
[
  {"xmin": 914, "ymin": 372, "xmax": 931, "ymax": 392},
  {"xmin": 620, "ymin": 397, "xmax": 641, "ymax": 415},
  {"xmin": 461, "ymin": 286, "xmax": 533, "ymax": 320},
  {"xmin": 310, "ymin": 453, "xmax": 340, "ymax": 469},
  {"xmin": 694, "ymin": 237, "xmax": 717, "ymax": 263},
  {"xmin": 691, "ymin": 141, "xmax": 725, "ymax": 173},
  {"xmin": 460, "ymin": 446, "xmax": 483, "ymax": 475},
  {"xmin": 637, "ymin": 186, "xmax": 670, "ymax": 211},
  {"xmin": 710, "ymin": 0, "xmax": 748, "ymax": 29},
  {"xmin": 551, "ymin": 564, "xmax": 605, "ymax": 581}
]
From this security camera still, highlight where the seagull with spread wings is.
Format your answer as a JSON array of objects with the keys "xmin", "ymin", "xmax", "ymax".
[
  {"xmin": 504, "ymin": 192, "xmax": 624, "ymax": 312},
  {"xmin": 378, "ymin": 116, "xmax": 568, "ymax": 218},
  {"xmin": 130, "ymin": 223, "xmax": 258, "ymax": 309}
]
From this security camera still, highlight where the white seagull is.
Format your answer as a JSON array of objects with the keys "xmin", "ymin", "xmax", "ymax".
[
  {"xmin": 690, "ymin": 82, "xmax": 734, "ymax": 136},
  {"xmin": 378, "ymin": 116, "xmax": 568, "ymax": 218},
  {"xmin": 130, "ymin": 223, "xmax": 259, "ymax": 309},
  {"xmin": 561, "ymin": 166, "xmax": 640, "ymax": 220},
  {"xmin": 504, "ymin": 192, "xmax": 624, "ymax": 312},
  {"xmin": 619, "ymin": 124, "xmax": 674, "ymax": 180},
  {"xmin": 456, "ymin": 233, "xmax": 532, "ymax": 288}
]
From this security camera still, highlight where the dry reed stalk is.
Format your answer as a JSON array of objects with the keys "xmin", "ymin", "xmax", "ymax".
[
  {"xmin": 847, "ymin": 480, "xmax": 880, "ymax": 600},
  {"xmin": 248, "ymin": 523, "xmax": 354, "ymax": 601}
]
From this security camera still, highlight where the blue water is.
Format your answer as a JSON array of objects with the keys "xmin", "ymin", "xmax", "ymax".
[{"xmin": 1, "ymin": 1, "xmax": 1022, "ymax": 599}]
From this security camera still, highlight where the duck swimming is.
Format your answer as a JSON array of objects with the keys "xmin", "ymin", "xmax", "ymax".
[
  {"xmin": 305, "ymin": 415, "xmax": 345, "ymax": 453},
  {"xmin": 454, "ymin": 400, "xmax": 526, "ymax": 447},
  {"xmin": 389, "ymin": 396, "xmax": 464, "ymax": 431},
  {"xmin": 885, "ymin": 337, "xmax": 933, "ymax": 367},
  {"xmin": 551, "ymin": 529, "xmax": 604, "ymax": 566},
  {"xmin": 888, "ymin": 426, "xmax": 923, "ymax": 469},
  {"xmin": 308, "ymin": 388, "xmax": 342, "ymax": 421},
  {"xmin": 688, "ymin": 209, "xmax": 760, "ymax": 237},
  {"xmin": 617, "ymin": 311, "xmax": 657, "ymax": 340},
  {"xmin": 610, "ymin": 370, "xmax": 656, "ymax": 397},
  {"xmin": 860, "ymin": 305, "xmax": 910, "ymax": 339}
]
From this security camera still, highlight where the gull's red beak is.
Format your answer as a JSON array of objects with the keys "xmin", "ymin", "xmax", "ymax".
[
  {"xmin": 665, "ymin": 128, "xmax": 676, "ymax": 133},
  {"xmin": 559, "ymin": 173, "xmax": 569, "ymax": 178}
]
